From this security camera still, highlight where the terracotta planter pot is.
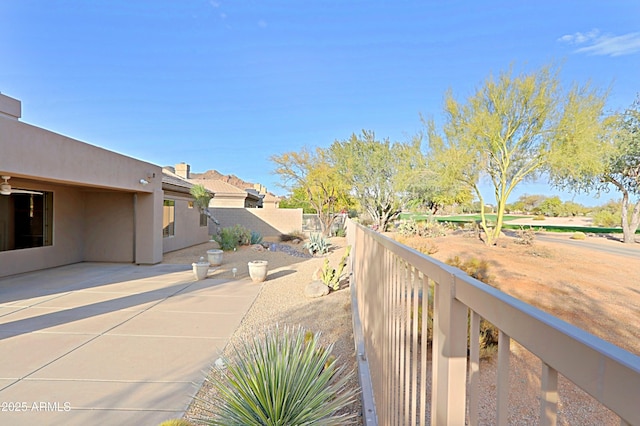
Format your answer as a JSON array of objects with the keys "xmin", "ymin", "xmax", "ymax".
[
  {"xmin": 207, "ymin": 249, "xmax": 223, "ymax": 266},
  {"xmin": 248, "ymin": 260, "xmax": 268, "ymax": 283}
]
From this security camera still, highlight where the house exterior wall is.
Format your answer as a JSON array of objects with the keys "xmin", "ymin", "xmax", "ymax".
[
  {"xmin": 0, "ymin": 183, "xmax": 85, "ymax": 277},
  {"xmin": 211, "ymin": 207, "xmax": 303, "ymax": 237},
  {"xmin": 0, "ymin": 96, "xmax": 165, "ymax": 277},
  {"xmin": 83, "ymin": 192, "xmax": 135, "ymax": 262},
  {"xmin": 162, "ymin": 192, "xmax": 210, "ymax": 253}
]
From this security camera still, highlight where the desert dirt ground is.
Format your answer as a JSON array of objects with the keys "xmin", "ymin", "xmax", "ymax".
[{"xmin": 164, "ymin": 225, "xmax": 640, "ymax": 425}]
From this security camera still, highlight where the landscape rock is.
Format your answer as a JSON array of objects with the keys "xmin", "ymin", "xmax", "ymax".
[{"xmin": 304, "ymin": 280, "xmax": 329, "ymax": 298}]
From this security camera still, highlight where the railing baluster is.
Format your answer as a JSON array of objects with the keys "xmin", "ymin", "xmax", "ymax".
[
  {"xmin": 540, "ymin": 362, "xmax": 558, "ymax": 426},
  {"xmin": 468, "ymin": 311, "xmax": 481, "ymax": 426},
  {"xmin": 392, "ymin": 253, "xmax": 400, "ymax": 425},
  {"xmin": 410, "ymin": 270, "xmax": 420, "ymax": 425},
  {"xmin": 430, "ymin": 281, "xmax": 439, "ymax": 426},
  {"xmin": 384, "ymin": 248, "xmax": 392, "ymax": 424},
  {"xmin": 403, "ymin": 264, "xmax": 412, "ymax": 423},
  {"xmin": 497, "ymin": 330, "xmax": 511, "ymax": 426},
  {"xmin": 419, "ymin": 277, "xmax": 429, "ymax": 426}
]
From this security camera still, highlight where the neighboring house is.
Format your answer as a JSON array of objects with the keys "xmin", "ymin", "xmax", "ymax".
[
  {"xmin": 0, "ymin": 93, "xmax": 208, "ymax": 278},
  {"xmin": 262, "ymin": 192, "xmax": 280, "ymax": 209},
  {"xmin": 192, "ymin": 178, "xmax": 259, "ymax": 208},
  {"xmin": 172, "ymin": 163, "xmax": 298, "ymax": 237}
]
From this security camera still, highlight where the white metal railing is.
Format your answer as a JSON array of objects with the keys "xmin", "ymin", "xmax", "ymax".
[{"xmin": 347, "ymin": 220, "xmax": 640, "ymax": 425}]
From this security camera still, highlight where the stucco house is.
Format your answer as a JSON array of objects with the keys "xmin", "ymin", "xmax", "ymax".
[{"xmin": 0, "ymin": 93, "xmax": 209, "ymax": 278}]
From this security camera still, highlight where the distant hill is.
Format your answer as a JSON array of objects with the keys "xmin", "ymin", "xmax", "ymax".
[{"xmin": 190, "ymin": 169, "xmax": 256, "ymax": 191}]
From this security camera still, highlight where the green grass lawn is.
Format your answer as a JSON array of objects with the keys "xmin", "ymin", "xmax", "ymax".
[
  {"xmin": 398, "ymin": 212, "xmax": 630, "ymax": 234},
  {"xmin": 399, "ymin": 213, "xmax": 527, "ymax": 222}
]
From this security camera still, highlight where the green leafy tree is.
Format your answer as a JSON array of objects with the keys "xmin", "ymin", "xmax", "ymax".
[
  {"xmin": 330, "ymin": 131, "xmax": 423, "ymax": 231},
  {"xmin": 406, "ymin": 166, "xmax": 473, "ymax": 215},
  {"xmin": 552, "ymin": 97, "xmax": 640, "ymax": 243},
  {"xmin": 271, "ymin": 147, "xmax": 351, "ymax": 235},
  {"xmin": 538, "ymin": 196, "xmax": 563, "ymax": 217},
  {"xmin": 426, "ymin": 64, "xmax": 607, "ymax": 245},
  {"xmin": 278, "ymin": 187, "xmax": 316, "ymax": 213}
]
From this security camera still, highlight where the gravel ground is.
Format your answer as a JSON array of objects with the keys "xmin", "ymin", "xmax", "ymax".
[{"xmin": 163, "ymin": 236, "xmax": 625, "ymax": 425}]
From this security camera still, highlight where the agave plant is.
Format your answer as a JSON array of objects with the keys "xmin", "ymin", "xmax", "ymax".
[
  {"xmin": 199, "ymin": 325, "xmax": 357, "ymax": 426},
  {"xmin": 303, "ymin": 233, "xmax": 331, "ymax": 256}
]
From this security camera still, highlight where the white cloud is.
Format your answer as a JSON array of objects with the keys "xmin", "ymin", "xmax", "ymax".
[
  {"xmin": 558, "ymin": 29, "xmax": 600, "ymax": 45},
  {"xmin": 558, "ymin": 29, "xmax": 640, "ymax": 56}
]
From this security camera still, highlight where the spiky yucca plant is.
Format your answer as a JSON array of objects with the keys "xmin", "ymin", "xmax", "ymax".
[{"xmin": 200, "ymin": 325, "xmax": 357, "ymax": 426}]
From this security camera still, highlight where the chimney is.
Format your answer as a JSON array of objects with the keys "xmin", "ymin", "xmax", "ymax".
[
  {"xmin": 253, "ymin": 183, "xmax": 267, "ymax": 195},
  {"xmin": 175, "ymin": 162, "xmax": 190, "ymax": 179},
  {"xmin": 0, "ymin": 93, "xmax": 21, "ymax": 120}
]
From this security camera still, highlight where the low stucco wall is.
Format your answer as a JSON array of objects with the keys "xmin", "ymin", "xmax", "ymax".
[{"xmin": 211, "ymin": 208, "xmax": 303, "ymax": 237}]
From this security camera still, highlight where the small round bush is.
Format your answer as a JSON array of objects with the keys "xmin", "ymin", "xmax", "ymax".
[{"xmin": 570, "ymin": 231, "xmax": 587, "ymax": 240}]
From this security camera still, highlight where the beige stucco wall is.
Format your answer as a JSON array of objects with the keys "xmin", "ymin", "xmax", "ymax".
[
  {"xmin": 211, "ymin": 207, "xmax": 303, "ymax": 237},
  {"xmin": 0, "ymin": 107, "xmax": 164, "ymax": 277},
  {"xmin": 84, "ymin": 192, "xmax": 135, "ymax": 262},
  {"xmin": 162, "ymin": 193, "xmax": 210, "ymax": 254}
]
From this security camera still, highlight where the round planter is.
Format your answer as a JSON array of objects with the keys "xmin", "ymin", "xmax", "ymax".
[
  {"xmin": 207, "ymin": 249, "xmax": 224, "ymax": 266},
  {"xmin": 192, "ymin": 261, "xmax": 210, "ymax": 281},
  {"xmin": 248, "ymin": 260, "xmax": 268, "ymax": 283}
]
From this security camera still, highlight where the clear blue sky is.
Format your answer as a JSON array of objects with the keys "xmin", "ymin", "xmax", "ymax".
[{"xmin": 1, "ymin": 1, "xmax": 639, "ymax": 206}]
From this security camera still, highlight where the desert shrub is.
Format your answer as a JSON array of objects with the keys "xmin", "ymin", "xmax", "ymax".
[
  {"xmin": 446, "ymin": 256, "xmax": 493, "ymax": 285},
  {"xmin": 199, "ymin": 325, "xmax": 356, "ymax": 426},
  {"xmin": 334, "ymin": 227, "xmax": 347, "ymax": 238},
  {"xmin": 532, "ymin": 214, "xmax": 546, "ymax": 221},
  {"xmin": 397, "ymin": 218, "xmax": 447, "ymax": 238},
  {"xmin": 412, "ymin": 288, "xmax": 497, "ymax": 359},
  {"xmin": 279, "ymin": 230, "xmax": 306, "ymax": 242},
  {"xmin": 397, "ymin": 219, "xmax": 419, "ymax": 236},
  {"xmin": 395, "ymin": 235, "xmax": 439, "ymax": 255},
  {"xmin": 303, "ymin": 233, "xmax": 332, "ymax": 256},
  {"xmin": 250, "ymin": 230, "xmax": 263, "ymax": 245},
  {"xmin": 592, "ymin": 210, "xmax": 620, "ymax": 228},
  {"xmin": 570, "ymin": 231, "xmax": 587, "ymax": 240},
  {"xmin": 514, "ymin": 226, "xmax": 536, "ymax": 246},
  {"xmin": 214, "ymin": 225, "xmax": 252, "ymax": 251}
]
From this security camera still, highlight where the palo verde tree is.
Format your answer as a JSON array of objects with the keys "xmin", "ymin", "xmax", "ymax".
[
  {"xmin": 406, "ymin": 158, "xmax": 473, "ymax": 215},
  {"xmin": 330, "ymin": 131, "xmax": 423, "ymax": 231},
  {"xmin": 271, "ymin": 147, "xmax": 351, "ymax": 236},
  {"xmin": 551, "ymin": 96, "xmax": 640, "ymax": 243},
  {"xmin": 426, "ymin": 64, "xmax": 607, "ymax": 245}
]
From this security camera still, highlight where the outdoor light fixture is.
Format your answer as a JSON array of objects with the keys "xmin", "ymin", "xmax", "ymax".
[{"xmin": 139, "ymin": 179, "xmax": 149, "ymax": 185}]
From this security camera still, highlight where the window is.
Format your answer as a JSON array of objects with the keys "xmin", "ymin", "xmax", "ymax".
[
  {"xmin": 163, "ymin": 199, "xmax": 175, "ymax": 237},
  {"xmin": 187, "ymin": 201, "xmax": 194, "ymax": 209},
  {"xmin": 0, "ymin": 191, "xmax": 53, "ymax": 252},
  {"xmin": 200, "ymin": 213, "xmax": 208, "ymax": 227}
]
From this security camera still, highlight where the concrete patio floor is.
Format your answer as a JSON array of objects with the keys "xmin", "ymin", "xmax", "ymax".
[{"xmin": 0, "ymin": 262, "xmax": 261, "ymax": 425}]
